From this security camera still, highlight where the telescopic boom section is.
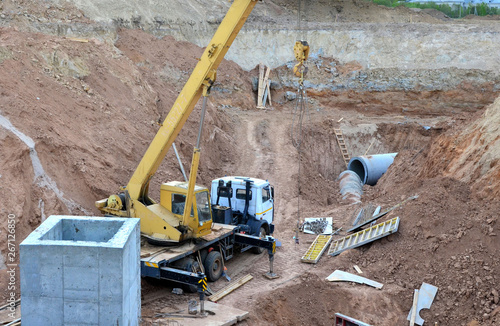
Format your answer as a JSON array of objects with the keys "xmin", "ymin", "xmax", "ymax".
[{"xmin": 126, "ymin": 0, "xmax": 259, "ymax": 201}]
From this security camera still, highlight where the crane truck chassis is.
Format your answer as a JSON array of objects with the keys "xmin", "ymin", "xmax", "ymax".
[{"xmin": 141, "ymin": 223, "xmax": 277, "ymax": 295}]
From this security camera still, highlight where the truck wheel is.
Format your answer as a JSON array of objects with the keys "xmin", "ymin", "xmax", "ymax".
[
  {"xmin": 252, "ymin": 227, "xmax": 267, "ymax": 254},
  {"xmin": 204, "ymin": 251, "xmax": 223, "ymax": 282},
  {"xmin": 181, "ymin": 258, "xmax": 199, "ymax": 293}
]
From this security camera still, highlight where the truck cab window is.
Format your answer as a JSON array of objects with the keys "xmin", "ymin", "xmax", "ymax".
[
  {"xmin": 196, "ymin": 191, "xmax": 211, "ymax": 223},
  {"xmin": 171, "ymin": 194, "xmax": 193, "ymax": 216},
  {"xmin": 262, "ymin": 187, "xmax": 270, "ymax": 202},
  {"xmin": 236, "ymin": 189, "xmax": 252, "ymax": 200}
]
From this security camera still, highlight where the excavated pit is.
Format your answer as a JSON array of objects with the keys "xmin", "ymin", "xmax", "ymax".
[
  {"xmin": 297, "ymin": 119, "xmax": 438, "ymax": 206},
  {"xmin": 254, "ymin": 273, "xmax": 406, "ymax": 325},
  {"xmin": 1, "ymin": 1, "xmax": 500, "ymax": 325}
]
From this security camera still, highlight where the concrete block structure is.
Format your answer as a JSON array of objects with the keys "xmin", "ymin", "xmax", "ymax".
[{"xmin": 20, "ymin": 215, "xmax": 141, "ymax": 326}]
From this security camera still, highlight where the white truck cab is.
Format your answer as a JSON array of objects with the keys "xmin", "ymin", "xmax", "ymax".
[{"xmin": 210, "ymin": 176, "xmax": 275, "ymax": 236}]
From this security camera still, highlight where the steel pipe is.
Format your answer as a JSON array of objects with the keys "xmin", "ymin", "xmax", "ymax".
[{"xmin": 348, "ymin": 153, "xmax": 398, "ymax": 186}]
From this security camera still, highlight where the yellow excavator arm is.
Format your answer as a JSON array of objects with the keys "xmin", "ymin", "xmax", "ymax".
[{"xmin": 96, "ymin": 0, "xmax": 260, "ymax": 243}]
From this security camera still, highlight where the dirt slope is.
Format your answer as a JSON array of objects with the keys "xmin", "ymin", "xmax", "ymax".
[
  {"xmin": 1, "ymin": 1, "xmax": 500, "ymax": 325},
  {"xmin": 418, "ymin": 98, "xmax": 500, "ymax": 201},
  {"xmin": 0, "ymin": 27, "xmax": 249, "ymax": 299}
]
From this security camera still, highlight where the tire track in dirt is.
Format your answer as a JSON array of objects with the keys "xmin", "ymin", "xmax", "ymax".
[
  {"xmin": 221, "ymin": 109, "xmax": 315, "ymax": 304},
  {"xmin": 237, "ymin": 114, "xmax": 272, "ymax": 179}
]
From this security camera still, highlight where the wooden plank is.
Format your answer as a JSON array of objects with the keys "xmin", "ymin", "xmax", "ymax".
[
  {"xmin": 267, "ymin": 78, "xmax": 272, "ymax": 105},
  {"xmin": 140, "ymin": 246, "xmax": 168, "ymax": 259},
  {"xmin": 410, "ymin": 289, "xmax": 419, "ymax": 326},
  {"xmin": 208, "ymin": 274, "xmax": 253, "ymax": 302},
  {"xmin": 65, "ymin": 37, "xmax": 89, "ymax": 43},
  {"xmin": 260, "ymin": 67, "xmax": 271, "ymax": 108},
  {"xmin": 263, "ymin": 67, "xmax": 271, "ymax": 89},
  {"xmin": 262, "ymin": 86, "xmax": 268, "ymax": 108},
  {"xmin": 200, "ymin": 223, "xmax": 236, "ymax": 241},
  {"xmin": 364, "ymin": 139, "xmax": 376, "ymax": 155},
  {"xmin": 142, "ymin": 223, "xmax": 237, "ymax": 263},
  {"xmin": 257, "ymin": 64, "xmax": 265, "ymax": 108},
  {"xmin": 263, "ymin": 67, "xmax": 272, "ymax": 106},
  {"xmin": 353, "ymin": 265, "xmax": 363, "ymax": 274}
]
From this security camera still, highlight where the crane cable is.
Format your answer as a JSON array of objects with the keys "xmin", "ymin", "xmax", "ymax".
[
  {"xmin": 298, "ymin": 0, "xmax": 302, "ymax": 39},
  {"xmin": 291, "ymin": 0, "xmax": 309, "ymax": 245},
  {"xmin": 290, "ymin": 84, "xmax": 309, "ymax": 245}
]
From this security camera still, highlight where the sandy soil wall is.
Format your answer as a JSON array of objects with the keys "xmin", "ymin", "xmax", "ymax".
[
  {"xmin": 229, "ymin": 25, "xmax": 500, "ymax": 71},
  {"xmin": 45, "ymin": 0, "xmax": 500, "ymax": 72}
]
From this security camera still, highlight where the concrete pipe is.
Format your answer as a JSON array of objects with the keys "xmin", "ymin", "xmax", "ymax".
[
  {"xmin": 338, "ymin": 170, "xmax": 363, "ymax": 204},
  {"xmin": 348, "ymin": 153, "xmax": 398, "ymax": 186}
]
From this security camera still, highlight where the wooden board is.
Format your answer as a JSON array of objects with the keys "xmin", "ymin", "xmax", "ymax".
[
  {"xmin": 258, "ymin": 67, "xmax": 271, "ymax": 109},
  {"xmin": 257, "ymin": 64, "xmax": 265, "ymax": 108},
  {"xmin": 208, "ymin": 274, "xmax": 253, "ymax": 302},
  {"xmin": 140, "ymin": 223, "xmax": 236, "ymax": 263},
  {"xmin": 267, "ymin": 78, "xmax": 272, "ymax": 105},
  {"xmin": 200, "ymin": 223, "xmax": 236, "ymax": 241}
]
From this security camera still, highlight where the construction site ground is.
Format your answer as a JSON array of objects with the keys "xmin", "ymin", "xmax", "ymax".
[{"xmin": 1, "ymin": 0, "xmax": 500, "ymax": 325}]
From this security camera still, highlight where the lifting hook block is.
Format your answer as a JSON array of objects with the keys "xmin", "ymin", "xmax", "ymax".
[{"xmin": 293, "ymin": 40, "xmax": 309, "ymax": 82}]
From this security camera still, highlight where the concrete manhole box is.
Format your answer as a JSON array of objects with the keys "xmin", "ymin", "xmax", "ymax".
[{"xmin": 20, "ymin": 215, "xmax": 140, "ymax": 326}]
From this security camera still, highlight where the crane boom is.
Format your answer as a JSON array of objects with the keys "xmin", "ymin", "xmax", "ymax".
[{"xmin": 127, "ymin": 0, "xmax": 258, "ymax": 201}]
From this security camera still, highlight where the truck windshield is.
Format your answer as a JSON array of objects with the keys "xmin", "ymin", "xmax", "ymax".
[
  {"xmin": 196, "ymin": 191, "xmax": 211, "ymax": 223},
  {"xmin": 171, "ymin": 194, "xmax": 193, "ymax": 216}
]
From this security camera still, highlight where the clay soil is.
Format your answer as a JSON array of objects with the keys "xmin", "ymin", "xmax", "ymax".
[{"xmin": 1, "ymin": 1, "xmax": 500, "ymax": 326}]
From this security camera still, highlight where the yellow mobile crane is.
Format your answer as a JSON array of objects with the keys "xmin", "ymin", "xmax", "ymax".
[
  {"xmin": 96, "ymin": 0, "xmax": 261, "ymax": 244},
  {"xmin": 96, "ymin": 1, "xmax": 281, "ymax": 295}
]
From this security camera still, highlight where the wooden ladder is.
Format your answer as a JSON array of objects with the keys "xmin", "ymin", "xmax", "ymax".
[{"xmin": 334, "ymin": 128, "xmax": 350, "ymax": 168}]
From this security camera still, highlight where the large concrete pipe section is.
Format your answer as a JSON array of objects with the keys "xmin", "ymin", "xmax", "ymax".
[{"xmin": 348, "ymin": 153, "xmax": 398, "ymax": 186}]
